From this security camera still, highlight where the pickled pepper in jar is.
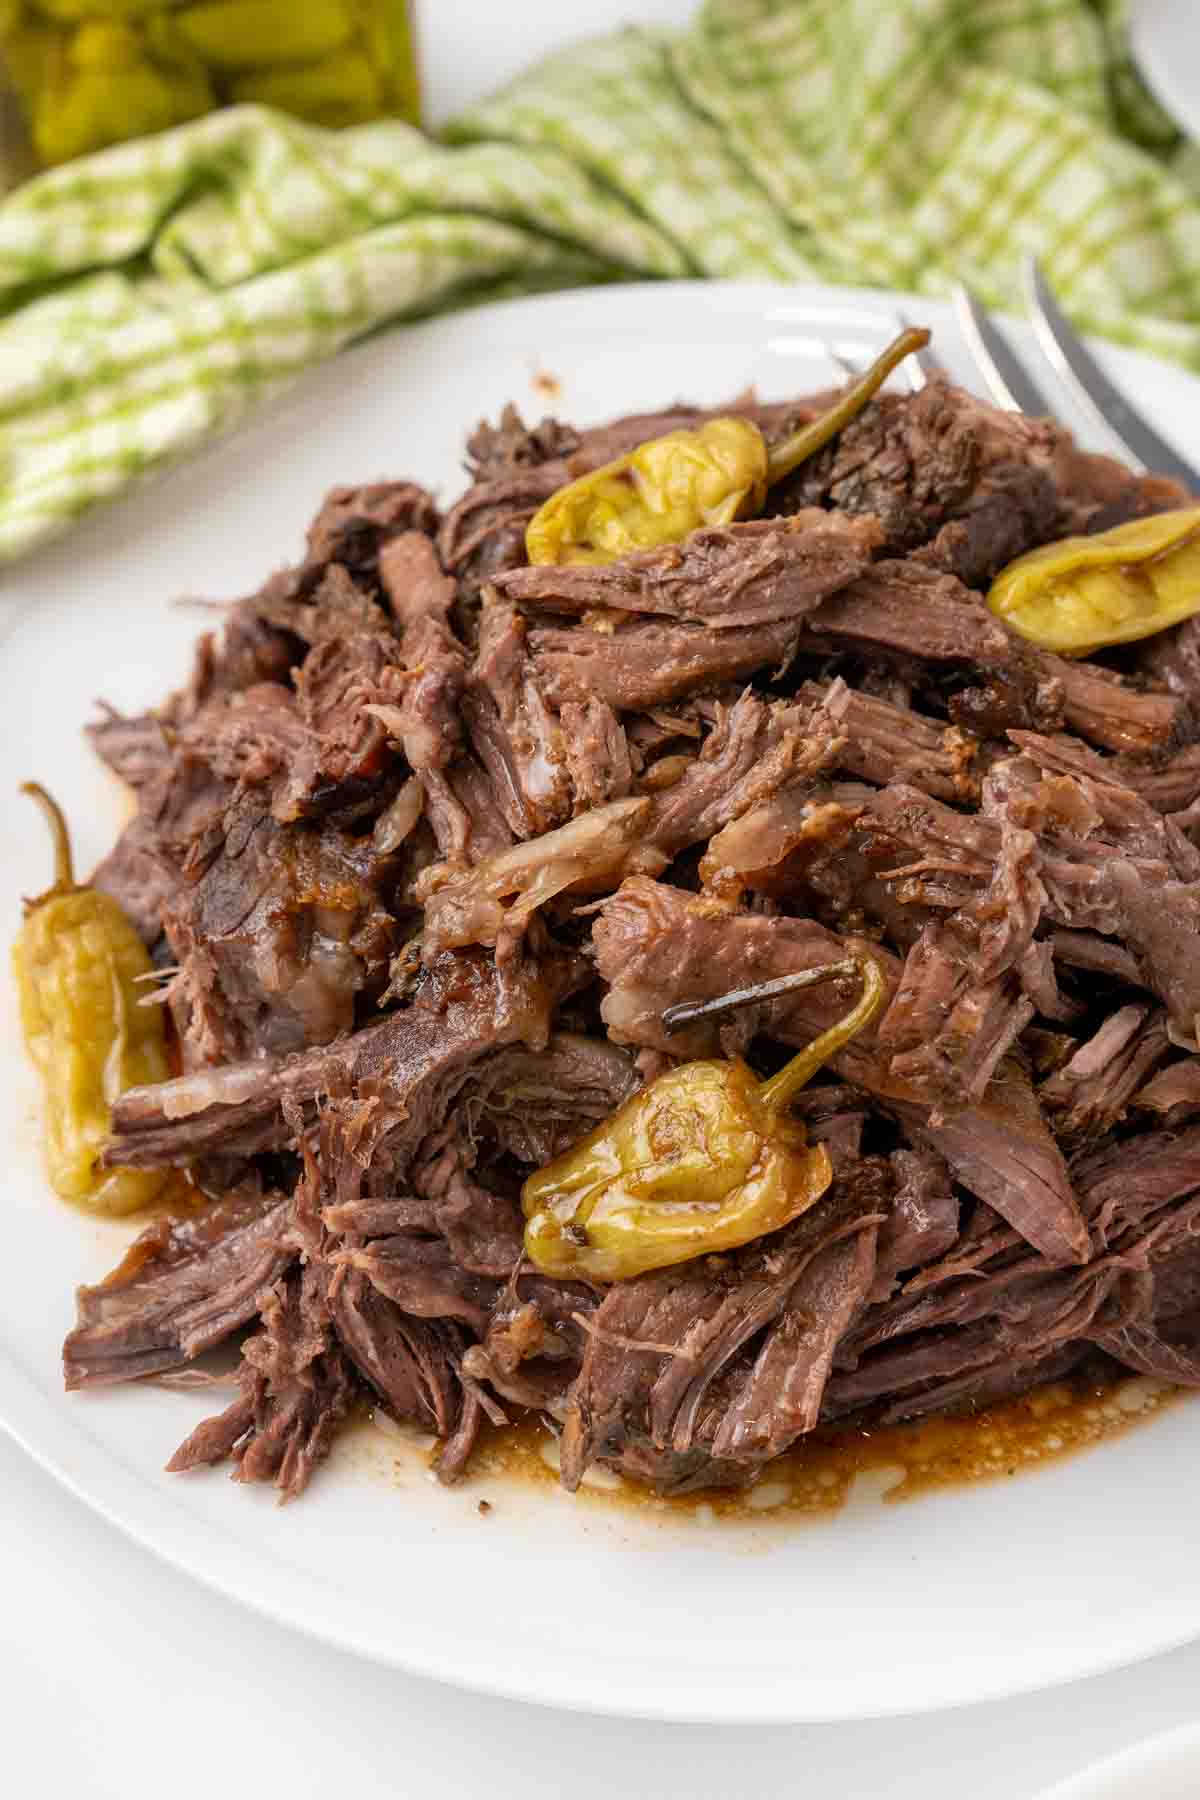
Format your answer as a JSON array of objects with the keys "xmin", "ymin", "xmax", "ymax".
[
  {"xmin": 1, "ymin": 1, "xmax": 419, "ymax": 170},
  {"xmin": 23, "ymin": 17, "xmax": 213, "ymax": 167},
  {"xmin": 13, "ymin": 783, "xmax": 171, "ymax": 1215}
]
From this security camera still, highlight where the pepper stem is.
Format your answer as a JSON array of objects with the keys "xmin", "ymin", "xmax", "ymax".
[
  {"xmin": 757, "ymin": 949, "xmax": 886, "ymax": 1114},
  {"xmin": 21, "ymin": 782, "xmax": 75, "ymax": 891},
  {"xmin": 662, "ymin": 957, "xmax": 859, "ymax": 1034},
  {"xmin": 765, "ymin": 327, "xmax": 932, "ymax": 488}
]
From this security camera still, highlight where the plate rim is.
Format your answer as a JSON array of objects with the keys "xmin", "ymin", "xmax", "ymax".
[
  {"xmin": 1035, "ymin": 1722, "xmax": 1200, "ymax": 1799},
  {"xmin": 9, "ymin": 1375, "xmax": 1200, "ymax": 1726},
  {"xmin": 3, "ymin": 275, "xmax": 1200, "ymax": 1723}
]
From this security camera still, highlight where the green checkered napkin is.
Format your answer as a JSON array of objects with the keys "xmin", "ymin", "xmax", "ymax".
[{"xmin": 2, "ymin": 0, "xmax": 1197, "ymax": 562}]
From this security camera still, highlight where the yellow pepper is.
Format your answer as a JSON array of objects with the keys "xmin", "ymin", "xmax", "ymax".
[
  {"xmin": 8, "ymin": 1, "xmax": 420, "ymax": 165},
  {"xmin": 526, "ymin": 416, "xmax": 769, "ymax": 569},
  {"xmin": 3, "ymin": 14, "xmax": 58, "ymax": 102},
  {"xmin": 525, "ymin": 328, "xmax": 930, "ymax": 567},
  {"xmin": 28, "ymin": 18, "xmax": 212, "ymax": 166},
  {"xmin": 522, "ymin": 950, "xmax": 885, "ymax": 1281},
  {"xmin": 173, "ymin": 0, "xmax": 354, "ymax": 72},
  {"xmin": 228, "ymin": 45, "xmax": 382, "ymax": 127},
  {"xmin": 351, "ymin": 0, "xmax": 418, "ymax": 119},
  {"xmin": 31, "ymin": 1, "xmax": 164, "ymax": 18},
  {"xmin": 13, "ymin": 784, "xmax": 170, "ymax": 1216},
  {"xmin": 987, "ymin": 506, "xmax": 1200, "ymax": 654}
]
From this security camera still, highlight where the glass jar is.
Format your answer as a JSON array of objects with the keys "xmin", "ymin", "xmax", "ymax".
[{"xmin": 0, "ymin": 0, "xmax": 418, "ymax": 179}]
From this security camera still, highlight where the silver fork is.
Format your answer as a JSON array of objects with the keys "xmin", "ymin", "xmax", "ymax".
[
  {"xmin": 953, "ymin": 256, "xmax": 1199, "ymax": 489},
  {"xmin": 831, "ymin": 256, "xmax": 1199, "ymax": 490}
]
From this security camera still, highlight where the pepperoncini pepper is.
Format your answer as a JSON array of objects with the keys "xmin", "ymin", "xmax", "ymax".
[
  {"xmin": 522, "ymin": 950, "xmax": 885, "ymax": 1282},
  {"xmin": 172, "ymin": 0, "xmax": 355, "ymax": 70},
  {"xmin": 524, "ymin": 328, "xmax": 930, "ymax": 567},
  {"xmin": 2, "ymin": 2, "xmax": 419, "ymax": 169},
  {"xmin": 26, "ymin": 17, "xmax": 213, "ymax": 167},
  {"xmin": 986, "ymin": 506, "xmax": 1200, "ymax": 654},
  {"xmin": 13, "ymin": 784, "xmax": 171, "ymax": 1216},
  {"xmin": 32, "ymin": 1, "xmax": 164, "ymax": 18},
  {"xmin": 229, "ymin": 46, "xmax": 383, "ymax": 128}
]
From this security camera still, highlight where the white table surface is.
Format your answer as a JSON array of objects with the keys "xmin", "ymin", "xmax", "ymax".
[{"xmin": 4, "ymin": 1427, "xmax": 1199, "ymax": 1798}]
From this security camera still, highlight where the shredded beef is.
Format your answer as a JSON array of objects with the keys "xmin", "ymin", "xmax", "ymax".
[
  {"xmin": 439, "ymin": 465, "xmax": 567, "ymax": 601},
  {"xmin": 804, "ymin": 559, "xmax": 1018, "ymax": 667},
  {"xmin": 915, "ymin": 462, "xmax": 1060, "ymax": 589},
  {"xmin": 560, "ymin": 1180, "xmax": 885, "ymax": 1491},
  {"xmin": 86, "ymin": 706, "xmax": 173, "ymax": 790},
  {"xmin": 813, "ymin": 677, "xmax": 979, "ymax": 802},
  {"xmin": 302, "ymin": 481, "xmax": 439, "ymax": 588},
  {"xmin": 59, "ymin": 351, "xmax": 1200, "ymax": 1504},
  {"xmin": 1048, "ymin": 656, "xmax": 1181, "ymax": 754},
  {"xmin": 770, "ymin": 376, "xmax": 989, "ymax": 547},
  {"xmin": 90, "ymin": 814, "xmax": 179, "ymax": 949},
  {"xmin": 106, "ymin": 945, "xmax": 585, "ymax": 1173},
  {"xmin": 1134, "ymin": 1060, "xmax": 1200, "ymax": 1126},
  {"xmin": 273, "ymin": 617, "xmax": 401, "ymax": 822},
  {"xmin": 160, "ymin": 809, "xmax": 399, "ymax": 1065},
  {"xmin": 461, "ymin": 597, "xmax": 573, "ymax": 837},
  {"xmin": 532, "ymin": 613, "xmax": 808, "ymax": 710},
  {"xmin": 871, "ymin": 1149, "xmax": 959, "ymax": 1301},
  {"xmin": 167, "ymin": 1264, "xmax": 358, "ymax": 1500},
  {"xmin": 64, "ymin": 1186, "xmax": 292, "ymax": 1388},
  {"xmin": 1041, "ymin": 1004, "xmax": 1170, "ymax": 1140},
  {"xmin": 497, "ymin": 514, "xmax": 881, "ymax": 628},
  {"xmin": 464, "ymin": 405, "xmax": 582, "ymax": 482}
]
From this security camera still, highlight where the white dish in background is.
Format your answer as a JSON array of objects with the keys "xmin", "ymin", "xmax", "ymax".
[
  {"xmin": 1036, "ymin": 1724, "xmax": 1200, "ymax": 1799},
  {"xmin": 1, "ymin": 281, "xmax": 1199, "ymax": 1724},
  {"xmin": 1129, "ymin": 0, "xmax": 1200, "ymax": 141}
]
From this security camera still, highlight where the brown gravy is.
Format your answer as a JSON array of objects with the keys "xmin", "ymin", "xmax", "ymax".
[{"xmin": 378, "ymin": 1363, "xmax": 1188, "ymax": 1523}]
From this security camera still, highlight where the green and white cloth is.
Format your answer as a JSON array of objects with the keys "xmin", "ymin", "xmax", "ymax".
[{"xmin": 2, "ymin": 0, "xmax": 1198, "ymax": 562}]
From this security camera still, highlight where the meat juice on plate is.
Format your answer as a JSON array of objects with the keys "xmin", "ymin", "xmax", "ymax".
[{"xmin": 353, "ymin": 1365, "xmax": 1183, "ymax": 1525}]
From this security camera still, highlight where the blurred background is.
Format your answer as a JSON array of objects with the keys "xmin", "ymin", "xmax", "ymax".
[
  {"xmin": 0, "ymin": 1, "xmax": 699, "ymax": 180},
  {"xmin": 3, "ymin": 0, "xmax": 1199, "ymax": 563}
]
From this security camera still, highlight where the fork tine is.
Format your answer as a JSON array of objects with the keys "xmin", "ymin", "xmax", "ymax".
[
  {"xmin": 825, "ymin": 346, "xmax": 860, "ymax": 380},
  {"xmin": 952, "ymin": 282, "xmax": 1054, "ymax": 416},
  {"xmin": 1023, "ymin": 255, "xmax": 1200, "ymax": 489}
]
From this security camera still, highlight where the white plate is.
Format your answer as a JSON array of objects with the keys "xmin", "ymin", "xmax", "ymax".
[
  {"xmin": 1036, "ymin": 1724, "xmax": 1200, "ymax": 1799},
  {"xmin": 1, "ymin": 281, "xmax": 1198, "ymax": 1724},
  {"xmin": 1129, "ymin": 0, "xmax": 1200, "ymax": 140}
]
